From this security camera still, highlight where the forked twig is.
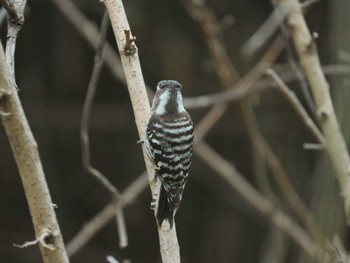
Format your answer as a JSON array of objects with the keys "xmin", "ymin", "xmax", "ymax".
[
  {"xmin": 80, "ymin": 11, "xmax": 128, "ymax": 249},
  {"xmin": 66, "ymin": 172, "xmax": 148, "ymax": 257}
]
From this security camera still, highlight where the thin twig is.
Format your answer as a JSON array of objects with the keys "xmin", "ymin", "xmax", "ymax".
[
  {"xmin": 0, "ymin": 0, "xmax": 20, "ymax": 23},
  {"xmin": 241, "ymin": 0, "xmax": 297, "ymax": 58},
  {"xmin": 66, "ymin": 172, "xmax": 148, "ymax": 257},
  {"xmin": 52, "ymin": 0, "xmax": 154, "ymax": 99},
  {"xmin": 4, "ymin": 0, "xmax": 25, "ymax": 78},
  {"xmin": 80, "ymin": 11, "xmax": 129, "ymax": 249},
  {"xmin": 182, "ymin": 64, "xmax": 350, "ymax": 110},
  {"xmin": 194, "ymin": 104, "xmax": 226, "ymax": 144},
  {"xmin": 52, "ymin": 0, "xmax": 124, "ymax": 82},
  {"xmin": 266, "ymin": 68, "xmax": 324, "ymax": 144},
  {"xmin": 303, "ymin": 143, "xmax": 324, "ymax": 150},
  {"xmin": 107, "ymin": 255, "xmax": 120, "ymax": 263},
  {"xmin": 241, "ymin": 103, "xmax": 325, "ymax": 242},
  {"xmin": 115, "ymin": 206, "xmax": 128, "ymax": 248},
  {"xmin": 14, "ymin": 229, "xmax": 57, "ymax": 251},
  {"xmin": 195, "ymin": 142, "xmax": 324, "ymax": 260},
  {"xmin": 192, "ymin": 37, "xmax": 284, "ymax": 144},
  {"xmin": 80, "ymin": 11, "xmax": 119, "ymax": 197}
]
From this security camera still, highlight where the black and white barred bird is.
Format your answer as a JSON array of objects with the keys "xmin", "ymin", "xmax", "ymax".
[{"xmin": 144, "ymin": 80, "xmax": 194, "ymax": 228}]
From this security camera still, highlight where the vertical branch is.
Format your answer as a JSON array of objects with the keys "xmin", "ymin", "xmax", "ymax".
[
  {"xmin": 0, "ymin": 18, "xmax": 70, "ymax": 263},
  {"xmin": 102, "ymin": 0, "xmax": 180, "ymax": 262},
  {"xmin": 0, "ymin": 0, "xmax": 70, "ymax": 262},
  {"xmin": 285, "ymin": 0, "xmax": 350, "ymax": 224}
]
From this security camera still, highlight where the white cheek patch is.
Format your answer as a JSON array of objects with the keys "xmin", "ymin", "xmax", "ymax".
[
  {"xmin": 155, "ymin": 90, "xmax": 170, "ymax": 115},
  {"xmin": 177, "ymin": 92, "xmax": 185, "ymax": 113}
]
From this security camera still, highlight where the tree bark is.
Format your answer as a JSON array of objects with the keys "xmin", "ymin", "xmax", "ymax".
[
  {"xmin": 0, "ymin": 43, "xmax": 69, "ymax": 262},
  {"xmin": 286, "ymin": 0, "xmax": 350, "ymax": 224}
]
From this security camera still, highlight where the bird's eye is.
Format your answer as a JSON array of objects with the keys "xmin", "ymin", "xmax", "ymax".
[{"xmin": 157, "ymin": 82, "xmax": 167, "ymax": 90}]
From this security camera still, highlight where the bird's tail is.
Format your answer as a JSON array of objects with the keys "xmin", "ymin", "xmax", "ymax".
[{"xmin": 156, "ymin": 185, "xmax": 174, "ymax": 228}]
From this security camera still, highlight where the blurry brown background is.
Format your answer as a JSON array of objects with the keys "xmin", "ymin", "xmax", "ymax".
[{"xmin": 0, "ymin": 0, "xmax": 349, "ymax": 262}]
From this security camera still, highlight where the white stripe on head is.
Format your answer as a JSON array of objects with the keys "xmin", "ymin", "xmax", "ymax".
[
  {"xmin": 155, "ymin": 90, "xmax": 170, "ymax": 115},
  {"xmin": 176, "ymin": 92, "xmax": 185, "ymax": 113}
]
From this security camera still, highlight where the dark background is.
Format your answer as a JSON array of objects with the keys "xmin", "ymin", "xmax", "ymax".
[{"xmin": 0, "ymin": 0, "xmax": 349, "ymax": 262}]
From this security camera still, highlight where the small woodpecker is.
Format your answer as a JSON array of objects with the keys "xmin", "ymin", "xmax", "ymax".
[{"xmin": 144, "ymin": 80, "xmax": 194, "ymax": 228}]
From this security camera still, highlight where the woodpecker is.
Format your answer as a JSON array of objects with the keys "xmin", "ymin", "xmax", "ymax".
[{"xmin": 144, "ymin": 80, "xmax": 194, "ymax": 228}]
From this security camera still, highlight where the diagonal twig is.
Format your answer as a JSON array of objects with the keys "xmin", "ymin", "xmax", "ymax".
[
  {"xmin": 66, "ymin": 172, "xmax": 148, "ymax": 257},
  {"xmin": 0, "ymin": 0, "xmax": 20, "ymax": 22},
  {"xmin": 195, "ymin": 141, "xmax": 324, "ymax": 260},
  {"xmin": 241, "ymin": 0, "xmax": 297, "ymax": 58},
  {"xmin": 266, "ymin": 68, "xmax": 324, "ymax": 144}
]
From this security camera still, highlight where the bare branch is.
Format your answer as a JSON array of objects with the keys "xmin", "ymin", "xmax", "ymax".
[
  {"xmin": 103, "ymin": 0, "xmax": 181, "ymax": 261},
  {"xmin": 0, "ymin": 15, "xmax": 70, "ymax": 263},
  {"xmin": 195, "ymin": 142, "xmax": 324, "ymax": 260},
  {"xmin": 183, "ymin": 64, "xmax": 350, "ymax": 110},
  {"xmin": 183, "ymin": 0, "xmax": 327, "ymax": 251},
  {"xmin": 285, "ymin": 0, "xmax": 350, "ymax": 224},
  {"xmin": 241, "ymin": 0, "xmax": 297, "ymax": 58}
]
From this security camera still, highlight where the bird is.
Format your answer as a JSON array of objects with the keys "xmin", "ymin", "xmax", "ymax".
[{"xmin": 144, "ymin": 80, "xmax": 194, "ymax": 228}]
